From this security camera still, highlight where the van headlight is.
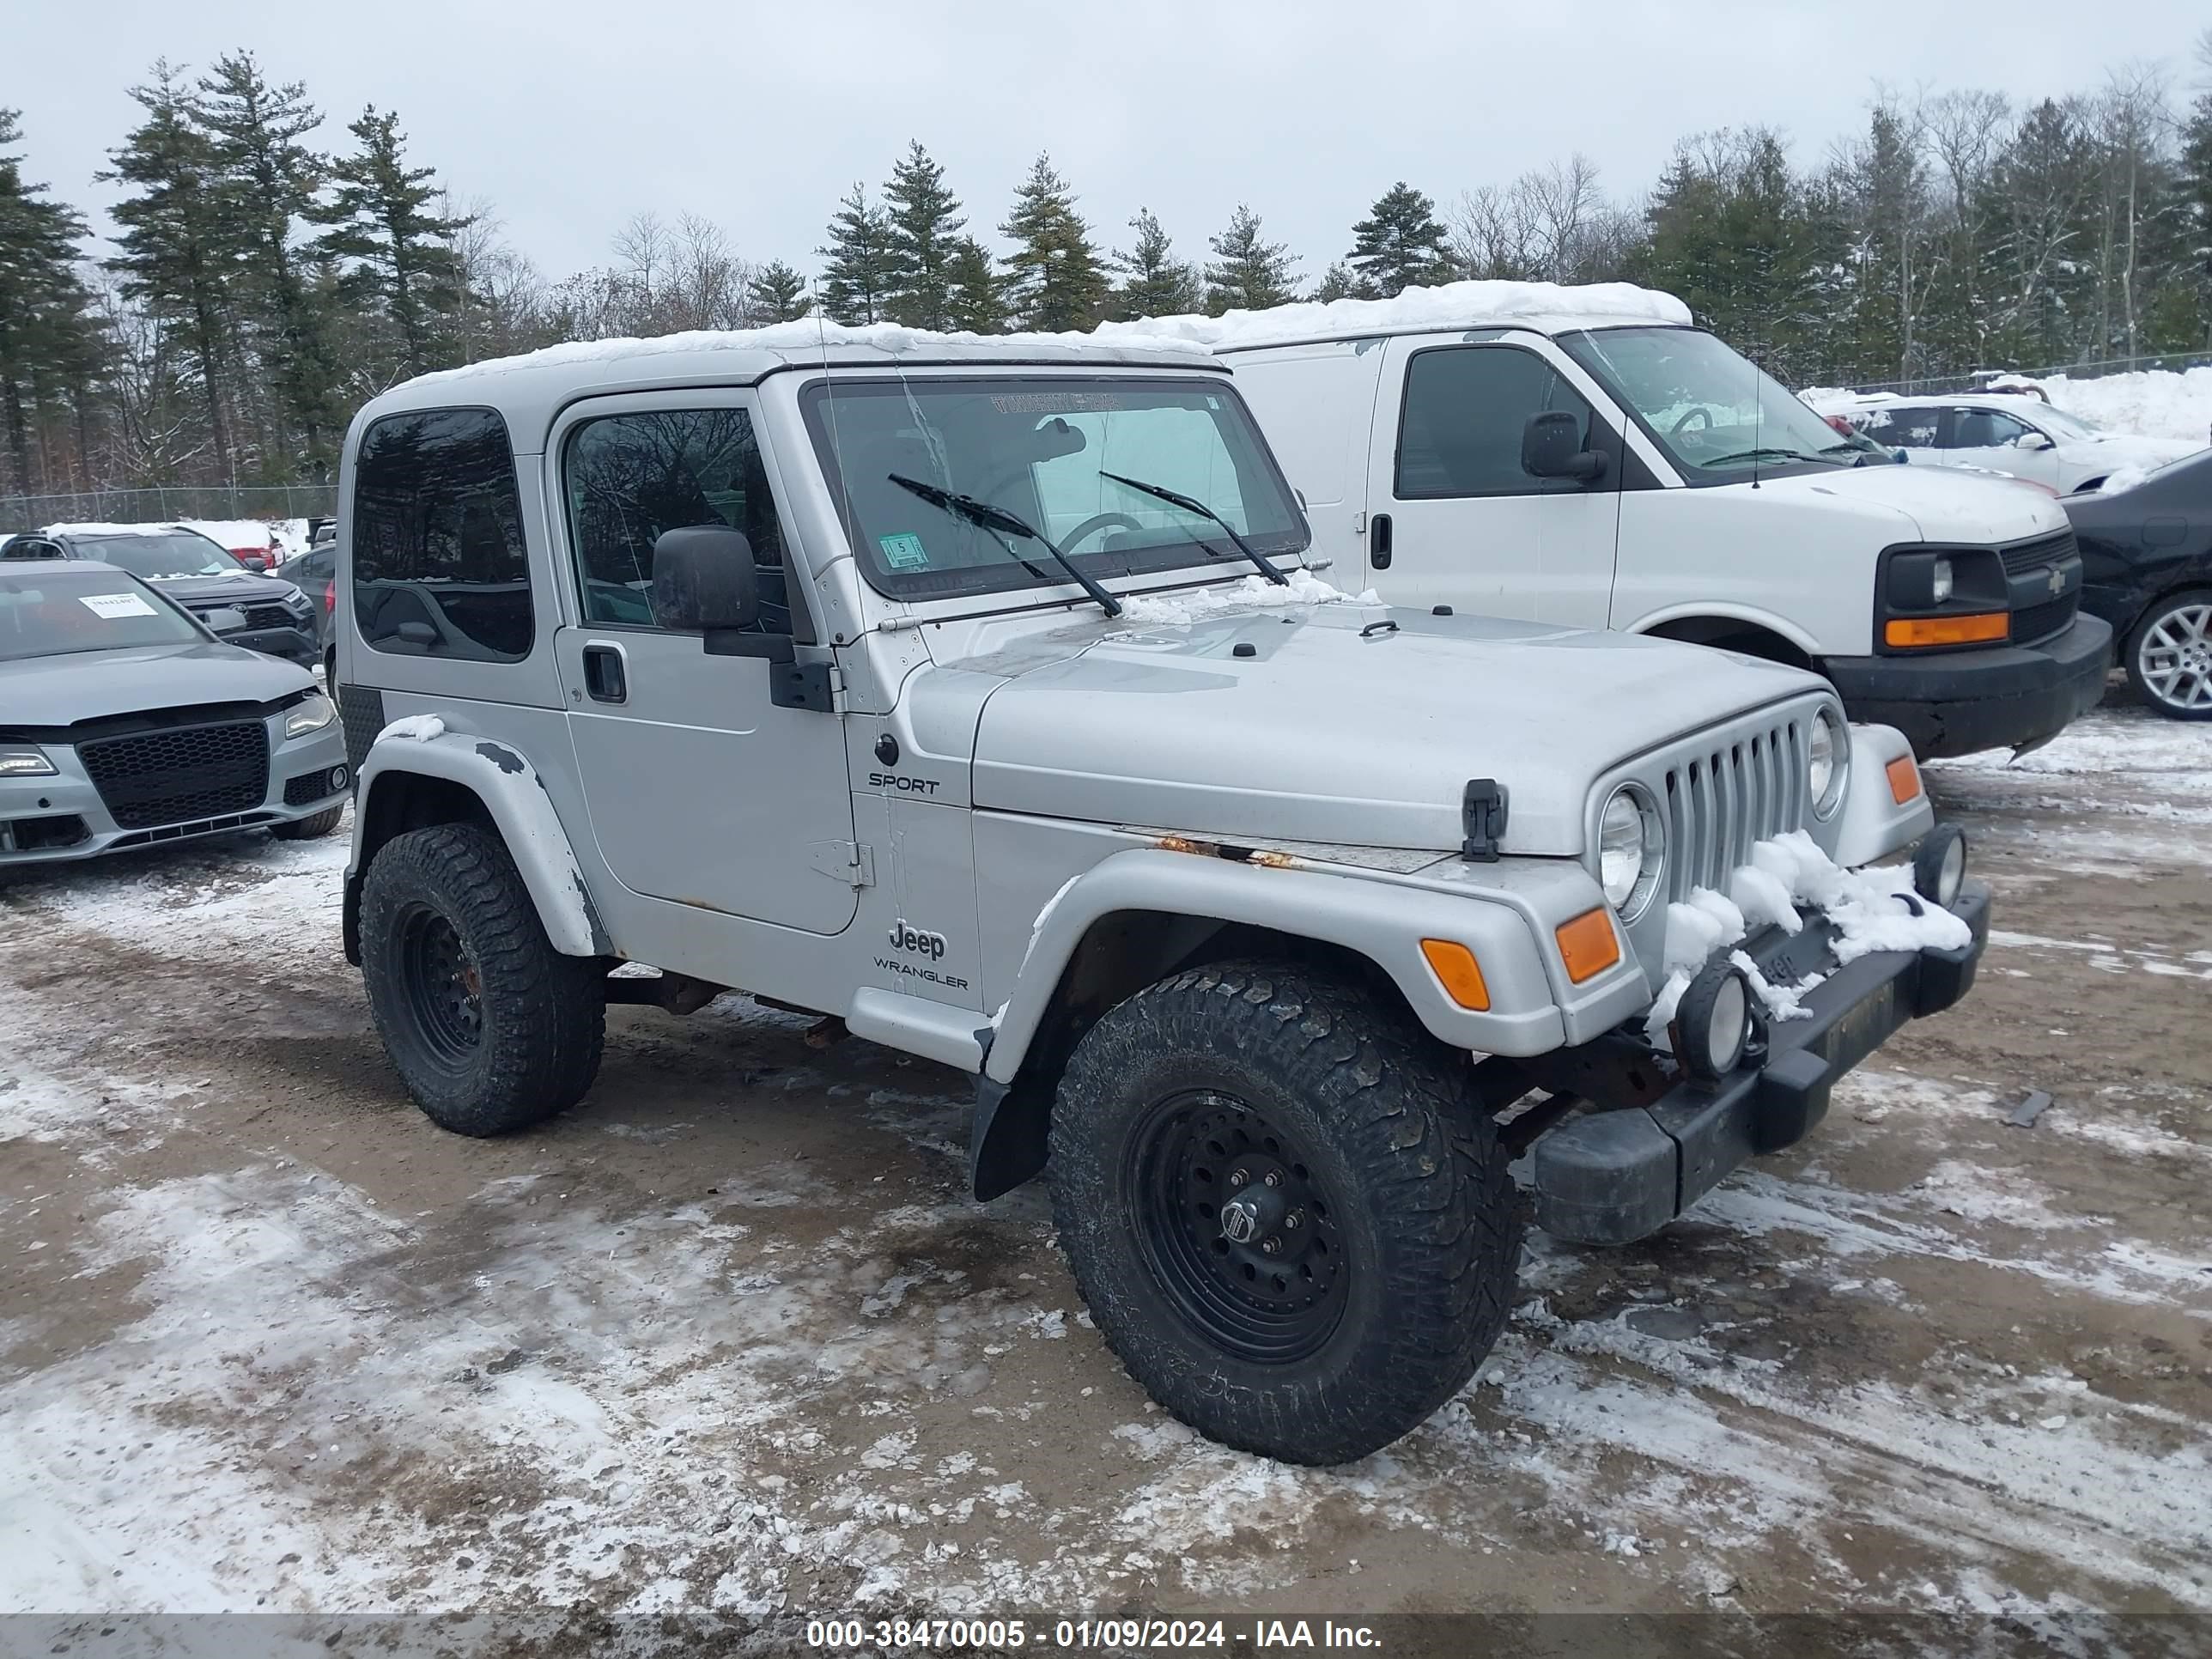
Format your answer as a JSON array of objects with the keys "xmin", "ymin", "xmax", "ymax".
[
  {"xmin": 283, "ymin": 692, "xmax": 337, "ymax": 738},
  {"xmin": 1930, "ymin": 556, "xmax": 1954, "ymax": 605},
  {"xmin": 1808, "ymin": 709, "xmax": 1848, "ymax": 818},
  {"xmin": 1597, "ymin": 784, "xmax": 1664, "ymax": 920}
]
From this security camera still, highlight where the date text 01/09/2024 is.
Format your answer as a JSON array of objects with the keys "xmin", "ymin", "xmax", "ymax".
[{"xmin": 803, "ymin": 1617, "xmax": 1383, "ymax": 1650}]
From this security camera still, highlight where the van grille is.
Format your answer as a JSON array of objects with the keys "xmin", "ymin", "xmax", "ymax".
[
  {"xmin": 1661, "ymin": 717, "xmax": 1808, "ymax": 902},
  {"xmin": 1999, "ymin": 530, "xmax": 2077, "ymax": 574},
  {"xmin": 77, "ymin": 720, "xmax": 269, "ymax": 830}
]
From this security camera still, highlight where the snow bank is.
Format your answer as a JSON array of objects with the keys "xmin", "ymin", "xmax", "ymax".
[
  {"xmin": 1094, "ymin": 278, "xmax": 1691, "ymax": 353},
  {"xmin": 415, "ymin": 319, "xmax": 1208, "ymax": 386},
  {"xmin": 1644, "ymin": 830, "xmax": 1971, "ymax": 1042},
  {"xmin": 1115, "ymin": 568, "xmax": 1377, "ymax": 626}
]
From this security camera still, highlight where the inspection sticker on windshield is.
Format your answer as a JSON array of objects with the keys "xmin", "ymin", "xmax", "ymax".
[
  {"xmin": 879, "ymin": 532, "xmax": 929, "ymax": 570},
  {"xmin": 78, "ymin": 592, "xmax": 157, "ymax": 619}
]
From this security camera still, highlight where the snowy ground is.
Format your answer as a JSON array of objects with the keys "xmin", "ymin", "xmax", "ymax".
[{"xmin": 2, "ymin": 690, "xmax": 2207, "ymax": 1651}]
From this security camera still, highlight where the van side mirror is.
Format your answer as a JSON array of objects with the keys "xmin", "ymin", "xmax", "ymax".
[
  {"xmin": 1522, "ymin": 412, "xmax": 1607, "ymax": 483},
  {"xmin": 650, "ymin": 526, "xmax": 757, "ymax": 631}
]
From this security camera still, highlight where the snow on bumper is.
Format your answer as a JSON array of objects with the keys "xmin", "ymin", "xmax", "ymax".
[{"xmin": 1530, "ymin": 877, "xmax": 1990, "ymax": 1246}]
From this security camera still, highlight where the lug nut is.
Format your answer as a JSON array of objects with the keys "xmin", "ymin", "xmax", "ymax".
[
  {"xmin": 1262, "ymin": 1170, "xmax": 1282, "ymax": 1188},
  {"xmin": 1261, "ymin": 1237, "xmax": 1283, "ymax": 1255},
  {"xmin": 1227, "ymin": 1169, "xmax": 1248, "ymax": 1189},
  {"xmin": 1284, "ymin": 1212, "xmax": 1302, "ymax": 1231}
]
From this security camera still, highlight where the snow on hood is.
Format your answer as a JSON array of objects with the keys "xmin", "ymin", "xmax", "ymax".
[
  {"xmin": 1093, "ymin": 278, "xmax": 1691, "ymax": 352},
  {"xmin": 945, "ymin": 599, "xmax": 1822, "ymax": 858}
]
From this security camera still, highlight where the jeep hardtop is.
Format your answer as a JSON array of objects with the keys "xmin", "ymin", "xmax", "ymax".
[{"xmin": 334, "ymin": 322, "xmax": 1989, "ymax": 1464}]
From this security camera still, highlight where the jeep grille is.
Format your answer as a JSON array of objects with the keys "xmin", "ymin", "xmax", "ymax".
[{"xmin": 1660, "ymin": 715, "xmax": 1809, "ymax": 902}]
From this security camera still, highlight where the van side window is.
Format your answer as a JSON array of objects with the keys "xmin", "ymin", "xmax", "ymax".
[
  {"xmin": 1395, "ymin": 346, "xmax": 1597, "ymax": 500},
  {"xmin": 562, "ymin": 408, "xmax": 797, "ymax": 637},
  {"xmin": 352, "ymin": 408, "xmax": 532, "ymax": 662}
]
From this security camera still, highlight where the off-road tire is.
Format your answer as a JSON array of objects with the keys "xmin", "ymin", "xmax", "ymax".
[
  {"xmin": 359, "ymin": 823, "xmax": 605, "ymax": 1135},
  {"xmin": 271, "ymin": 804, "xmax": 344, "ymax": 840},
  {"xmin": 1048, "ymin": 958, "xmax": 1518, "ymax": 1465},
  {"xmin": 2124, "ymin": 589, "xmax": 2212, "ymax": 720}
]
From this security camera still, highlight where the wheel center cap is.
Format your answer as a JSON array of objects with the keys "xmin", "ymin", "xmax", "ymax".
[{"xmin": 1220, "ymin": 1185, "xmax": 1287, "ymax": 1243}]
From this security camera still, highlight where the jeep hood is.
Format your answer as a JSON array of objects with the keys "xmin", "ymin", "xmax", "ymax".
[
  {"xmin": 0, "ymin": 641, "xmax": 315, "ymax": 732},
  {"xmin": 953, "ymin": 602, "xmax": 1823, "ymax": 856}
]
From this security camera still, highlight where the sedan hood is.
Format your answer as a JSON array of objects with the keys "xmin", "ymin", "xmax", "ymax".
[
  {"xmin": 0, "ymin": 641, "xmax": 316, "ymax": 731},
  {"xmin": 953, "ymin": 600, "xmax": 1825, "ymax": 855}
]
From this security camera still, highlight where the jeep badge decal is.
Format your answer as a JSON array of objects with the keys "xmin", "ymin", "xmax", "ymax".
[{"xmin": 889, "ymin": 920, "xmax": 948, "ymax": 961}]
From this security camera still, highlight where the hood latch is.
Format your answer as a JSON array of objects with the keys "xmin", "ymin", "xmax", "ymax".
[{"xmin": 1462, "ymin": 780, "xmax": 1508, "ymax": 862}]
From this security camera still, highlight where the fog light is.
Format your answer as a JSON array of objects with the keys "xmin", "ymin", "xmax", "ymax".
[
  {"xmin": 1674, "ymin": 961, "xmax": 1751, "ymax": 1082},
  {"xmin": 331, "ymin": 764, "xmax": 350, "ymax": 793},
  {"xmin": 1912, "ymin": 823, "xmax": 1967, "ymax": 907}
]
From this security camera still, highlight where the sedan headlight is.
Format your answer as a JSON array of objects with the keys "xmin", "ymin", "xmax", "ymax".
[
  {"xmin": 283, "ymin": 692, "xmax": 337, "ymax": 738},
  {"xmin": 282, "ymin": 586, "xmax": 313, "ymax": 617},
  {"xmin": 1808, "ymin": 709, "xmax": 1849, "ymax": 817},
  {"xmin": 1597, "ymin": 784, "xmax": 1664, "ymax": 920},
  {"xmin": 0, "ymin": 747, "xmax": 58, "ymax": 778}
]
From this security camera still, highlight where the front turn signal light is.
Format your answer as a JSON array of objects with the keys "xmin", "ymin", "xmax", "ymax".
[
  {"xmin": 1554, "ymin": 908, "xmax": 1623, "ymax": 984},
  {"xmin": 1419, "ymin": 939, "xmax": 1490, "ymax": 1011},
  {"xmin": 1887, "ymin": 753, "xmax": 1923, "ymax": 804},
  {"xmin": 1885, "ymin": 612, "xmax": 2008, "ymax": 648}
]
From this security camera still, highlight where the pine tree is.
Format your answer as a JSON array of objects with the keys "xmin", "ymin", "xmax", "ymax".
[
  {"xmin": 747, "ymin": 258, "xmax": 811, "ymax": 324},
  {"xmin": 2174, "ymin": 70, "xmax": 2212, "ymax": 349},
  {"xmin": 1346, "ymin": 181, "xmax": 1451, "ymax": 297},
  {"xmin": 1204, "ymin": 204, "xmax": 1300, "ymax": 314},
  {"xmin": 1108, "ymin": 208, "xmax": 1201, "ymax": 319},
  {"xmin": 945, "ymin": 238, "xmax": 1009, "ymax": 333},
  {"xmin": 817, "ymin": 184, "xmax": 893, "ymax": 325},
  {"xmin": 196, "ymin": 51, "xmax": 342, "ymax": 475},
  {"xmin": 0, "ymin": 109, "xmax": 97, "ymax": 495},
  {"xmin": 102, "ymin": 61, "xmax": 246, "ymax": 479},
  {"xmin": 1000, "ymin": 154, "xmax": 1109, "ymax": 331},
  {"xmin": 1309, "ymin": 262, "xmax": 1366, "ymax": 303},
  {"xmin": 319, "ymin": 106, "xmax": 471, "ymax": 380},
  {"xmin": 881, "ymin": 141, "xmax": 965, "ymax": 330}
]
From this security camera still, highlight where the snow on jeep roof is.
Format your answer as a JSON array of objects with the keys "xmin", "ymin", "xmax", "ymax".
[{"xmin": 1091, "ymin": 279, "xmax": 1692, "ymax": 354}]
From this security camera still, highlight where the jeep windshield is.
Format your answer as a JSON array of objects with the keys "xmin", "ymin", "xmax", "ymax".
[
  {"xmin": 1558, "ymin": 327, "xmax": 1856, "ymax": 483},
  {"xmin": 799, "ymin": 376, "xmax": 1309, "ymax": 604},
  {"xmin": 0, "ymin": 568, "xmax": 201, "ymax": 661}
]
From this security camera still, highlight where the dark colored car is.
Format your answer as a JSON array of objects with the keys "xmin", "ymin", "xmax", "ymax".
[
  {"xmin": 5, "ymin": 523, "xmax": 319, "ymax": 669},
  {"xmin": 274, "ymin": 544, "xmax": 338, "ymax": 680},
  {"xmin": 2063, "ymin": 451, "xmax": 2212, "ymax": 720}
]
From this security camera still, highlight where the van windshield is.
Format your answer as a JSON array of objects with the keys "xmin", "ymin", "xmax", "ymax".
[
  {"xmin": 799, "ymin": 376, "xmax": 1309, "ymax": 603},
  {"xmin": 1559, "ymin": 327, "xmax": 1855, "ymax": 480}
]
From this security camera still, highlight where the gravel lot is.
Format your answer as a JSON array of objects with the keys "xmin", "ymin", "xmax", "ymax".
[{"xmin": 2, "ymin": 696, "xmax": 2207, "ymax": 1650}]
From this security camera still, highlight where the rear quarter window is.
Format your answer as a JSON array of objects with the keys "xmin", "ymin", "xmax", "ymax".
[{"xmin": 351, "ymin": 407, "xmax": 533, "ymax": 662}]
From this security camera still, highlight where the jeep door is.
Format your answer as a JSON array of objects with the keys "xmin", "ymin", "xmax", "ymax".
[
  {"xmin": 547, "ymin": 392, "xmax": 859, "ymax": 935},
  {"xmin": 1364, "ymin": 337, "xmax": 1622, "ymax": 627}
]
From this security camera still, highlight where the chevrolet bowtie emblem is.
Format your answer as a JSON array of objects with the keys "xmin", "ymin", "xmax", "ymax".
[{"xmin": 2047, "ymin": 567, "xmax": 2066, "ymax": 596}]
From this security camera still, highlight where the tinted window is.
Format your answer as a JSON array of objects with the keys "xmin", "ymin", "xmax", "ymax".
[
  {"xmin": 1948, "ymin": 408, "xmax": 2035, "ymax": 450},
  {"xmin": 352, "ymin": 408, "xmax": 532, "ymax": 662},
  {"xmin": 1856, "ymin": 405, "xmax": 1942, "ymax": 449},
  {"xmin": 562, "ymin": 408, "xmax": 795, "ymax": 635},
  {"xmin": 1395, "ymin": 347, "xmax": 1597, "ymax": 499},
  {"xmin": 0, "ymin": 568, "xmax": 201, "ymax": 662},
  {"xmin": 70, "ymin": 531, "xmax": 241, "ymax": 579}
]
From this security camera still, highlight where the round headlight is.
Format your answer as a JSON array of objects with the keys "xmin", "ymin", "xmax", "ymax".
[
  {"xmin": 1597, "ymin": 785, "xmax": 1664, "ymax": 921},
  {"xmin": 1808, "ymin": 709, "xmax": 1848, "ymax": 818}
]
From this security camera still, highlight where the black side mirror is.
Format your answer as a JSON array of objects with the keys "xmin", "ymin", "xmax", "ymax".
[
  {"xmin": 650, "ymin": 526, "xmax": 757, "ymax": 631},
  {"xmin": 1522, "ymin": 412, "xmax": 1607, "ymax": 483}
]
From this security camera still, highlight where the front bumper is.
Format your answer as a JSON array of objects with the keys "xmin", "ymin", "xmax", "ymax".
[
  {"xmin": 0, "ymin": 720, "xmax": 349, "ymax": 867},
  {"xmin": 1529, "ymin": 878, "xmax": 1990, "ymax": 1245},
  {"xmin": 1820, "ymin": 613, "xmax": 2112, "ymax": 758}
]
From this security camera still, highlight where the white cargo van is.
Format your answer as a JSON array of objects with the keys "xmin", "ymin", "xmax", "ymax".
[{"xmin": 1099, "ymin": 283, "xmax": 2111, "ymax": 757}]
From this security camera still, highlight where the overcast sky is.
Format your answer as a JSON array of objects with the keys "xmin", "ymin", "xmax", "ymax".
[{"xmin": 9, "ymin": 0, "xmax": 2208, "ymax": 288}]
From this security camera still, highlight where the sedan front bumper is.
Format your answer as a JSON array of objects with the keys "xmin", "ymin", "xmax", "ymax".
[{"xmin": 1528, "ymin": 879, "xmax": 1991, "ymax": 1244}]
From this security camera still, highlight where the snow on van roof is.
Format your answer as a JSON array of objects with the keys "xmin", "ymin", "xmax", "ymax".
[
  {"xmin": 1092, "ymin": 279, "xmax": 1692, "ymax": 353},
  {"xmin": 409, "ymin": 318, "xmax": 1209, "ymax": 387}
]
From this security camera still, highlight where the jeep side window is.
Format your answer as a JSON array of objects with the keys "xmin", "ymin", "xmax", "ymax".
[
  {"xmin": 351, "ymin": 407, "xmax": 532, "ymax": 662},
  {"xmin": 562, "ymin": 408, "xmax": 795, "ymax": 637},
  {"xmin": 1395, "ymin": 346, "xmax": 1597, "ymax": 499}
]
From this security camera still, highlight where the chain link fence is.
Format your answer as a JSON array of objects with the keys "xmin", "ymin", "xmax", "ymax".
[
  {"xmin": 1832, "ymin": 349, "xmax": 2212, "ymax": 398},
  {"xmin": 0, "ymin": 483, "xmax": 337, "ymax": 535}
]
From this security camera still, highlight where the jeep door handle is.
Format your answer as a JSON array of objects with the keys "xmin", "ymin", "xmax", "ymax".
[{"xmin": 581, "ymin": 643, "xmax": 628, "ymax": 703}]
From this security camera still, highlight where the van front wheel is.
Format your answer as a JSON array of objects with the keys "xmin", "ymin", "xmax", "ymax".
[
  {"xmin": 359, "ymin": 823, "xmax": 605, "ymax": 1135},
  {"xmin": 1048, "ymin": 959, "xmax": 1517, "ymax": 1465}
]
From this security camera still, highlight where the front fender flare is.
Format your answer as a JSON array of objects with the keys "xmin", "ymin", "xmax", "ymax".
[{"xmin": 347, "ymin": 728, "xmax": 609, "ymax": 958}]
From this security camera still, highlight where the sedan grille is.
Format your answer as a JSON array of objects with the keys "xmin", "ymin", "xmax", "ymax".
[
  {"xmin": 1661, "ymin": 717, "xmax": 1808, "ymax": 902},
  {"xmin": 77, "ymin": 720, "xmax": 269, "ymax": 830}
]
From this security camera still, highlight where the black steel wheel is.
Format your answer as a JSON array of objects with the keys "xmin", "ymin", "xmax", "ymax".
[
  {"xmin": 1049, "ymin": 958, "xmax": 1518, "ymax": 1466},
  {"xmin": 358, "ymin": 823, "xmax": 604, "ymax": 1136}
]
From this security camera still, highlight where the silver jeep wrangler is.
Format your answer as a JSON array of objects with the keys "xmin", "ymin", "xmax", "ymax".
[{"xmin": 333, "ymin": 328, "xmax": 1988, "ymax": 1465}]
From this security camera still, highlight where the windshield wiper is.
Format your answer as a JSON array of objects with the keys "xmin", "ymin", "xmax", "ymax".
[
  {"xmin": 886, "ymin": 474, "xmax": 1122, "ymax": 617},
  {"xmin": 1702, "ymin": 447, "xmax": 1838, "ymax": 469},
  {"xmin": 1100, "ymin": 471, "xmax": 1290, "ymax": 586}
]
